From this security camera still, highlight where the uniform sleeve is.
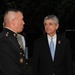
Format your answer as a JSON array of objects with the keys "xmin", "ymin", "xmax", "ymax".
[{"xmin": 0, "ymin": 41, "xmax": 21, "ymax": 75}]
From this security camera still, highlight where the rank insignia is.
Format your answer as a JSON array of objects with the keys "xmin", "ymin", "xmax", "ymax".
[
  {"xmin": 6, "ymin": 32, "xmax": 9, "ymax": 36},
  {"xmin": 14, "ymin": 33, "xmax": 17, "ymax": 37}
]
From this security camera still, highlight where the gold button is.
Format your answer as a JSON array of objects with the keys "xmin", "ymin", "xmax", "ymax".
[
  {"xmin": 20, "ymin": 52, "xmax": 22, "ymax": 55},
  {"xmin": 20, "ymin": 58, "xmax": 23, "ymax": 63}
]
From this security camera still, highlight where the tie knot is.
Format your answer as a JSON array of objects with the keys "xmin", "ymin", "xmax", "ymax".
[{"xmin": 51, "ymin": 38, "xmax": 53, "ymax": 41}]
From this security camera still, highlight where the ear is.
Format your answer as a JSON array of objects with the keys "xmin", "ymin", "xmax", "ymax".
[
  {"xmin": 56, "ymin": 24, "xmax": 59, "ymax": 30},
  {"xmin": 11, "ymin": 19, "xmax": 15, "ymax": 26}
]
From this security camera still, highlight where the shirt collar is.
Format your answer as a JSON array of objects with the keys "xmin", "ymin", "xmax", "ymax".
[
  {"xmin": 5, "ymin": 27, "xmax": 17, "ymax": 34},
  {"xmin": 47, "ymin": 34, "xmax": 56, "ymax": 39}
]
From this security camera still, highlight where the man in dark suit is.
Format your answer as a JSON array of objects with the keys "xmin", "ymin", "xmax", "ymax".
[
  {"xmin": 0, "ymin": 9, "xmax": 27, "ymax": 75},
  {"xmin": 33, "ymin": 15, "xmax": 73, "ymax": 75}
]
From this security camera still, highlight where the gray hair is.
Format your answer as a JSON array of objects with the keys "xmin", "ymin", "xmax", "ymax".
[{"xmin": 44, "ymin": 15, "xmax": 59, "ymax": 25}]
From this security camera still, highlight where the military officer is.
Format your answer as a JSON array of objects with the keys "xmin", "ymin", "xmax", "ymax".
[{"xmin": 0, "ymin": 9, "xmax": 27, "ymax": 75}]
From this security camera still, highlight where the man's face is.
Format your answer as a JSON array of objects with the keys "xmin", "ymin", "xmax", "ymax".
[
  {"xmin": 44, "ymin": 19, "xmax": 59, "ymax": 36},
  {"xmin": 14, "ymin": 12, "xmax": 25, "ymax": 33}
]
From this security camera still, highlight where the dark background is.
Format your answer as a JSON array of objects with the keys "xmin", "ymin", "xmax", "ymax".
[{"xmin": 0, "ymin": 0, "xmax": 75, "ymax": 61}]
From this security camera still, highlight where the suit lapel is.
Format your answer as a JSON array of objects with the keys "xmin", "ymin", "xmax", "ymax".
[
  {"xmin": 45, "ymin": 35, "xmax": 53, "ymax": 61},
  {"xmin": 54, "ymin": 35, "xmax": 62, "ymax": 62}
]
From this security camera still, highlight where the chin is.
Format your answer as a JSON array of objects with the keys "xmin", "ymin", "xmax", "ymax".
[{"xmin": 18, "ymin": 30, "xmax": 22, "ymax": 33}]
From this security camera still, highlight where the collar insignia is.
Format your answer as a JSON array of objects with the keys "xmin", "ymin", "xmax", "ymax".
[{"xmin": 6, "ymin": 32, "xmax": 9, "ymax": 36}]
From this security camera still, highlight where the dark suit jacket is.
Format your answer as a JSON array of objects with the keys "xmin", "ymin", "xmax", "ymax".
[
  {"xmin": 33, "ymin": 34, "xmax": 72, "ymax": 75},
  {"xmin": 0, "ymin": 28, "xmax": 27, "ymax": 75}
]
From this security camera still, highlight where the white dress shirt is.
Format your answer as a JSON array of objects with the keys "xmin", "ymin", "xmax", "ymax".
[{"xmin": 47, "ymin": 34, "xmax": 57, "ymax": 54}]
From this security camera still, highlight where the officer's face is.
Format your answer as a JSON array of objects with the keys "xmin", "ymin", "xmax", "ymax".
[{"xmin": 14, "ymin": 12, "xmax": 25, "ymax": 33}]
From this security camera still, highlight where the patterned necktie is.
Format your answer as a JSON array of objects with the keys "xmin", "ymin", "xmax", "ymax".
[
  {"xmin": 50, "ymin": 38, "xmax": 54, "ymax": 61},
  {"xmin": 17, "ymin": 34, "xmax": 25, "ymax": 50}
]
